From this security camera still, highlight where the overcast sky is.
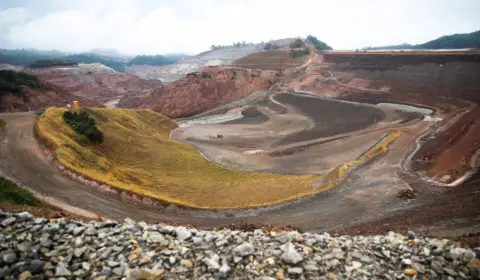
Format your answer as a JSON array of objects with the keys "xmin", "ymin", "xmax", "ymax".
[{"xmin": 0, "ymin": 0, "xmax": 479, "ymax": 55}]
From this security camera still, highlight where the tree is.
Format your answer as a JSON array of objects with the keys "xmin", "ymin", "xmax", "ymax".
[{"xmin": 306, "ymin": 35, "xmax": 333, "ymax": 51}]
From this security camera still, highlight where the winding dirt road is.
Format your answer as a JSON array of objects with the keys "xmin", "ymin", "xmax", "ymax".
[{"xmin": 0, "ymin": 111, "xmax": 478, "ymax": 236}]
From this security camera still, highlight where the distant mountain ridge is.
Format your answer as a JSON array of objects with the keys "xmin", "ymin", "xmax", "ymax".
[
  {"xmin": 364, "ymin": 30, "xmax": 480, "ymax": 50},
  {"xmin": 0, "ymin": 49, "xmax": 189, "ymax": 72}
]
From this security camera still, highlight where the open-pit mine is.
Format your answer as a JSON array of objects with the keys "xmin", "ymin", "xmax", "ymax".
[{"xmin": 0, "ymin": 47, "xmax": 479, "ymax": 236}]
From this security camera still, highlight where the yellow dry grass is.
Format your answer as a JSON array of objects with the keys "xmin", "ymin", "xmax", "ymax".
[
  {"xmin": 37, "ymin": 107, "xmax": 402, "ymax": 209},
  {"xmin": 37, "ymin": 107, "xmax": 320, "ymax": 209}
]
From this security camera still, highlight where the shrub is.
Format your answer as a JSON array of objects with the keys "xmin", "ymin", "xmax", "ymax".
[
  {"xmin": 231, "ymin": 71, "xmax": 237, "ymax": 80},
  {"xmin": 187, "ymin": 72, "xmax": 197, "ymax": 77},
  {"xmin": 290, "ymin": 38, "xmax": 305, "ymax": 49},
  {"xmin": 263, "ymin": 42, "xmax": 279, "ymax": 50},
  {"xmin": 0, "ymin": 177, "xmax": 40, "ymax": 206},
  {"xmin": 201, "ymin": 72, "xmax": 211, "ymax": 78},
  {"xmin": 63, "ymin": 110, "xmax": 104, "ymax": 143},
  {"xmin": 289, "ymin": 48, "xmax": 310, "ymax": 57},
  {"xmin": 0, "ymin": 118, "xmax": 5, "ymax": 128},
  {"xmin": 305, "ymin": 35, "xmax": 333, "ymax": 51}
]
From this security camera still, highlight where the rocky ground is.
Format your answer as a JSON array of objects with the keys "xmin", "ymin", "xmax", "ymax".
[{"xmin": 0, "ymin": 212, "xmax": 479, "ymax": 279}]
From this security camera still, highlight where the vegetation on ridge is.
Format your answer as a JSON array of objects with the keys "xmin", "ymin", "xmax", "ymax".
[
  {"xmin": 0, "ymin": 70, "xmax": 41, "ymax": 101},
  {"xmin": 30, "ymin": 59, "xmax": 77, "ymax": 68}
]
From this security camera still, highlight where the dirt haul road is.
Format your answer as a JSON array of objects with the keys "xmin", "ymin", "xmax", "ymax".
[{"xmin": 0, "ymin": 111, "xmax": 478, "ymax": 236}]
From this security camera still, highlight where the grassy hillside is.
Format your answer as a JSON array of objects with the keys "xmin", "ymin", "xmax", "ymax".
[{"xmin": 37, "ymin": 107, "xmax": 319, "ymax": 209}]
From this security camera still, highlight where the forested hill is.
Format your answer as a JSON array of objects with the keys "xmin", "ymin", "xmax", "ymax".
[
  {"xmin": 417, "ymin": 30, "xmax": 480, "ymax": 49},
  {"xmin": 365, "ymin": 30, "xmax": 480, "ymax": 50},
  {"xmin": 0, "ymin": 49, "xmax": 189, "ymax": 72}
]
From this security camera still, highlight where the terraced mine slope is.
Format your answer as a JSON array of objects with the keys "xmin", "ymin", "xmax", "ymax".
[{"xmin": 232, "ymin": 50, "xmax": 311, "ymax": 70}]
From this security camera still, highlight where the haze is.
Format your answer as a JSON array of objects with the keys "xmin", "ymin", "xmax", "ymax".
[{"xmin": 0, "ymin": 0, "xmax": 479, "ymax": 55}]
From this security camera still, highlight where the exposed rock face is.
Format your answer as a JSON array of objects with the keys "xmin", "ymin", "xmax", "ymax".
[
  {"xmin": 26, "ymin": 63, "xmax": 164, "ymax": 106},
  {"xmin": 118, "ymin": 67, "xmax": 278, "ymax": 118}
]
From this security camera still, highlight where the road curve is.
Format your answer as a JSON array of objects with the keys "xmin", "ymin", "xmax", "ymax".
[{"xmin": 0, "ymin": 111, "xmax": 465, "ymax": 235}]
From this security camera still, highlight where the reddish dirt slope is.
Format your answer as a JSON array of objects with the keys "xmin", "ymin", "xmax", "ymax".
[
  {"xmin": 30, "ymin": 66, "xmax": 164, "ymax": 104},
  {"xmin": 118, "ymin": 67, "xmax": 278, "ymax": 118},
  {"xmin": 0, "ymin": 82, "xmax": 97, "ymax": 112}
]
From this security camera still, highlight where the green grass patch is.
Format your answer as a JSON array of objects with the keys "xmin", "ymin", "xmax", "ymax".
[{"xmin": 0, "ymin": 177, "xmax": 40, "ymax": 206}]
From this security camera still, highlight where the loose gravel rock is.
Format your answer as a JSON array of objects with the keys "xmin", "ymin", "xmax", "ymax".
[{"xmin": 0, "ymin": 212, "xmax": 479, "ymax": 279}]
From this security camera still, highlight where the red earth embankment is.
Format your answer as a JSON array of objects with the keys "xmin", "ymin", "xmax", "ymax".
[{"xmin": 118, "ymin": 67, "xmax": 279, "ymax": 118}]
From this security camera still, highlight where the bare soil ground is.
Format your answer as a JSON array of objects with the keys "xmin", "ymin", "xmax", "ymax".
[{"xmin": 1, "ymin": 51, "xmax": 479, "ymax": 239}]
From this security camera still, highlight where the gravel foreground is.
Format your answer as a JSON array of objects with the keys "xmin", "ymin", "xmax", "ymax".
[{"xmin": 0, "ymin": 212, "xmax": 479, "ymax": 279}]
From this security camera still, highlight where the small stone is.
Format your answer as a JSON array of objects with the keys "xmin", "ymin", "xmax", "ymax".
[
  {"xmin": 1, "ymin": 217, "xmax": 16, "ymax": 226},
  {"xmin": 280, "ymin": 242, "xmax": 303, "ymax": 264},
  {"xmin": 17, "ymin": 242, "xmax": 31, "ymax": 252},
  {"xmin": 443, "ymin": 267, "xmax": 457, "ymax": 276},
  {"xmin": 29, "ymin": 260, "xmax": 45, "ymax": 274},
  {"xmin": 266, "ymin": 257, "xmax": 275, "ymax": 265},
  {"xmin": 3, "ymin": 251, "xmax": 17, "ymax": 263},
  {"xmin": 404, "ymin": 268, "xmax": 417, "ymax": 276},
  {"xmin": 140, "ymin": 256, "xmax": 151, "ymax": 265},
  {"xmin": 82, "ymin": 262, "xmax": 91, "ymax": 271},
  {"xmin": 352, "ymin": 261, "xmax": 362, "ymax": 269},
  {"xmin": 407, "ymin": 231, "xmax": 416, "ymax": 240},
  {"xmin": 219, "ymin": 260, "xmax": 230, "ymax": 277},
  {"xmin": 233, "ymin": 242, "xmax": 255, "ymax": 257},
  {"xmin": 148, "ymin": 231, "xmax": 165, "ymax": 243},
  {"xmin": 176, "ymin": 227, "xmax": 192, "ymax": 241},
  {"xmin": 402, "ymin": 258, "xmax": 412, "ymax": 266},
  {"xmin": 275, "ymin": 270, "xmax": 285, "ymax": 280},
  {"xmin": 288, "ymin": 267, "xmax": 303, "ymax": 275},
  {"xmin": 74, "ymin": 247, "xmax": 87, "ymax": 258},
  {"xmin": 113, "ymin": 266, "xmax": 124, "ymax": 276},
  {"xmin": 124, "ymin": 218, "xmax": 135, "ymax": 224},
  {"xmin": 169, "ymin": 256, "xmax": 176, "ymax": 264},
  {"xmin": 423, "ymin": 247, "xmax": 430, "ymax": 256},
  {"xmin": 18, "ymin": 271, "xmax": 31, "ymax": 280},
  {"xmin": 304, "ymin": 264, "xmax": 319, "ymax": 271},
  {"xmin": 412, "ymin": 262, "xmax": 426, "ymax": 274},
  {"xmin": 192, "ymin": 237, "xmax": 203, "ymax": 245},
  {"xmin": 74, "ymin": 237, "xmax": 83, "ymax": 247},
  {"xmin": 204, "ymin": 254, "xmax": 220, "ymax": 270},
  {"xmin": 17, "ymin": 212, "xmax": 33, "ymax": 221},
  {"xmin": 55, "ymin": 265, "xmax": 72, "ymax": 277},
  {"xmin": 180, "ymin": 259, "xmax": 193, "ymax": 269},
  {"xmin": 73, "ymin": 226, "xmax": 85, "ymax": 236},
  {"xmin": 42, "ymin": 224, "xmax": 60, "ymax": 233},
  {"xmin": 84, "ymin": 227, "xmax": 96, "ymax": 236},
  {"xmin": 107, "ymin": 260, "xmax": 119, "ymax": 267},
  {"xmin": 382, "ymin": 250, "xmax": 391, "ymax": 259}
]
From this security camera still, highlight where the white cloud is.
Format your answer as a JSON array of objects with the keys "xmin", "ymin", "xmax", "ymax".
[{"xmin": 0, "ymin": 0, "xmax": 479, "ymax": 54}]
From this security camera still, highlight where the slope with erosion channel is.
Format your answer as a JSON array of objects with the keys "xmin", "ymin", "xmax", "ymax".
[{"xmin": 118, "ymin": 67, "xmax": 279, "ymax": 118}]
